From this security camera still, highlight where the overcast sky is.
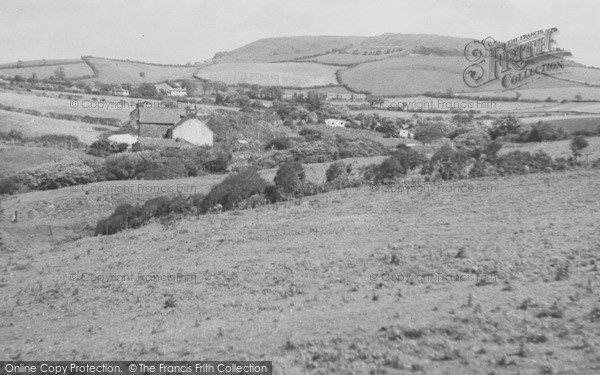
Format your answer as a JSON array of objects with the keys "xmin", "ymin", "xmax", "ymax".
[{"xmin": 1, "ymin": 0, "xmax": 598, "ymax": 66}]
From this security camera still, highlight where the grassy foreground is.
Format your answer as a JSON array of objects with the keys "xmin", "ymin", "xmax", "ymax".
[{"xmin": 1, "ymin": 169, "xmax": 600, "ymax": 374}]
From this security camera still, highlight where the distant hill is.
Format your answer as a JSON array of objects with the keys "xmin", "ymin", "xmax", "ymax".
[{"xmin": 212, "ymin": 36, "xmax": 367, "ymax": 63}]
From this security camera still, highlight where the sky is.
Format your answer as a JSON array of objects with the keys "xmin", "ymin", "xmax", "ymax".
[{"xmin": 1, "ymin": 0, "xmax": 599, "ymax": 66}]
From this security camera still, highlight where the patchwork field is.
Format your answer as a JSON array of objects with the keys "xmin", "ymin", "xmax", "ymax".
[
  {"xmin": 0, "ymin": 110, "xmax": 106, "ymax": 144},
  {"xmin": 0, "ymin": 61, "xmax": 93, "ymax": 80},
  {"xmin": 1, "ymin": 168, "xmax": 599, "ymax": 374},
  {"xmin": 81, "ymin": 57, "xmax": 200, "ymax": 85},
  {"xmin": 194, "ymin": 62, "xmax": 340, "ymax": 87}
]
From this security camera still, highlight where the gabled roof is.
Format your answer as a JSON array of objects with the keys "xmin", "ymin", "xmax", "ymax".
[
  {"xmin": 137, "ymin": 107, "xmax": 186, "ymax": 125},
  {"xmin": 169, "ymin": 113, "xmax": 212, "ymax": 133}
]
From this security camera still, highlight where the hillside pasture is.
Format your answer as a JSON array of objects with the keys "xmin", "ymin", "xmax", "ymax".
[
  {"xmin": 0, "ymin": 110, "xmax": 105, "ymax": 144},
  {"xmin": 194, "ymin": 62, "xmax": 340, "ymax": 87},
  {"xmin": 81, "ymin": 57, "xmax": 199, "ymax": 85},
  {"xmin": 0, "ymin": 61, "xmax": 94, "ymax": 79}
]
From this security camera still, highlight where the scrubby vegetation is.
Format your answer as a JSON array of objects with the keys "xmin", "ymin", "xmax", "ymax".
[{"xmin": 0, "ymin": 130, "xmax": 86, "ymax": 149}]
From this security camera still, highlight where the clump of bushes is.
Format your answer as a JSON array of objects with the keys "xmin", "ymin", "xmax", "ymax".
[
  {"xmin": 265, "ymin": 136, "xmax": 295, "ymax": 150},
  {"xmin": 95, "ymin": 194, "xmax": 200, "ymax": 235},
  {"xmin": 1, "ymin": 157, "xmax": 104, "ymax": 194},
  {"xmin": 413, "ymin": 120, "xmax": 457, "ymax": 142},
  {"xmin": 519, "ymin": 121, "xmax": 568, "ymax": 142},
  {"xmin": 326, "ymin": 161, "xmax": 352, "ymax": 182},
  {"xmin": 363, "ymin": 146, "xmax": 428, "ymax": 183},
  {"xmin": 495, "ymin": 150, "xmax": 554, "ymax": 175},
  {"xmin": 199, "ymin": 168, "xmax": 268, "ymax": 213},
  {"xmin": 87, "ymin": 139, "xmax": 129, "ymax": 157},
  {"xmin": 0, "ymin": 130, "xmax": 86, "ymax": 149},
  {"xmin": 420, "ymin": 145, "xmax": 475, "ymax": 181}
]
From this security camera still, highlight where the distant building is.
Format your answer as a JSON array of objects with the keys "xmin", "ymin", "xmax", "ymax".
[
  {"xmin": 325, "ymin": 118, "xmax": 346, "ymax": 127},
  {"xmin": 399, "ymin": 129, "xmax": 414, "ymax": 139},
  {"xmin": 112, "ymin": 88, "xmax": 130, "ymax": 97},
  {"xmin": 325, "ymin": 92, "xmax": 367, "ymax": 101},
  {"xmin": 168, "ymin": 88, "xmax": 187, "ymax": 97}
]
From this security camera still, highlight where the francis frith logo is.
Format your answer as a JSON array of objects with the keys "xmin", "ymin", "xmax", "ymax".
[{"xmin": 463, "ymin": 27, "xmax": 572, "ymax": 90}]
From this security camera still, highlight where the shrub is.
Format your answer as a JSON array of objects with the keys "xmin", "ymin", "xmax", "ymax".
[
  {"xmin": 485, "ymin": 141, "xmax": 503, "ymax": 161},
  {"xmin": 138, "ymin": 157, "xmax": 187, "ymax": 180},
  {"xmin": 88, "ymin": 139, "xmax": 128, "ymax": 157},
  {"xmin": 200, "ymin": 168, "xmax": 268, "ymax": 213},
  {"xmin": 570, "ymin": 135, "xmax": 589, "ymax": 158},
  {"xmin": 489, "ymin": 115, "xmax": 522, "ymax": 139},
  {"xmin": 520, "ymin": 121, "xmax": 568, "ymax": 142},
  {"xmin": 141, "ymin": 196, "xmax": 172, "ymax": 220},
  {"xmin": 299, "ymin": 127, "xmax": 323, "ymax": 141},
  {"xmin": 274, "ymin": 162, "xmax": 306, "ymax": 198},
  {"xmin": 452, "ymin": 129, "xmax": 490, "ymax": 155},
  {"xmin": 495, "ymin": 150, "xmax": 554, "ymax": 175},
  {"xmin": 104, "ymin": 152, "xmax": 151, "ymax": 180},
  {"xmin": 0, "ymin": 175, "xmax": 23, "ymax": 195},
  {"xmin": 421, "ymin": 145, "xmax": 474, "ymax": 180},
  {"xmin": 413, "ymin": 120, "xmax": 457, "ymax": 142},
  {"xmin": 265, "ymin": 136, "xmax": 295, "ymax": 150},
  {"xmin": 19, "ymin": 157, "xmax": 103, "ymax": 191},
  {"xmin": 326, "ymin": 161, "xmax": 352, "ymax": 182}
]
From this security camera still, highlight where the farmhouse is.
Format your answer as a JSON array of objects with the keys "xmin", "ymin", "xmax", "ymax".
[
  {"xmin": 129, "ymin": 105, "xmax": 212, "ymax": 146},
  {"xmin": 325, "ymin": 118, "xmax": 346, "ymax": 127}
]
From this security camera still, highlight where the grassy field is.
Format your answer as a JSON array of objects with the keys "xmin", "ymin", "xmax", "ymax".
[
  {"xmin": 0, "ymin": 144, "xmax": 99, "ymax": 177},
  {"xmin": 1, "ymin": 168, "xmax": 599, "ymax": 373},
  {"xmin": 194, "ymin": 62, "xmax": 340, "ymax": 87},
  {"xmin": 0, "ymin": 91, "xmax": 131, "ymax": 121},
  {"xmin": 0, "ymin": 61, "xmax": 93, "ymax": 80},
  {"xmin": 499, "ymin": 136, "xmax": 600, "ymax": 160},
  {"xmin": 0, "ymin": 59, "xmax": 82, "ymax": 68},
  {"xmin": 341, "ymin": 55, "xmax": 467, "ymax": 96},
  {"xmin": 463, "ymin": 86, "xmax": 600, "ymax": 102},
  {"xmin": 81, "ymin": 57, "xmax": 199, "ymax": 85},
  {"xmin": 0, "ymin": 110, "xmax": 106, "ymax": 144}
]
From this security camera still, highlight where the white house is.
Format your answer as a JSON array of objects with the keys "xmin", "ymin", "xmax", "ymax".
[
  {"xmin": 325, "ymin": 118, "xmax": 346, "ymax": 127},
  {"xmin": 113, "ymin": 88, "xmax": 130, "ymax": 97},
  {"xmin": 168, "ymin": 88, "xmax": 187, "ymax": 97},
  {"xmin": 399, "ymin": 129, "xmax": 414, "ymax": 139},
  {"xmin": 167, "ymin": 114, "xmax": 213, "ymax": 146}
]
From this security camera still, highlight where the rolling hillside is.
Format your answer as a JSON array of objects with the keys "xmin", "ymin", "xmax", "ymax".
[{"xmin": 2, "ymin": 33, "xmax": 600, "ymax": 97}]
